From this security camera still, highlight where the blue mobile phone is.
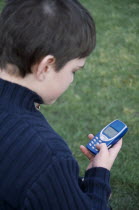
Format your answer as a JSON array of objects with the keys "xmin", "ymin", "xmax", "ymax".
[{"xmin": 86, "ymin": 119, "xmax": 128, "ymax": 155}]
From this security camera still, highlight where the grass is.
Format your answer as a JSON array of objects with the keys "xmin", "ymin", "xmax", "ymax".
[{"xmin": 0, "ymin": 0, "xmax": 139, "ymax": 209}]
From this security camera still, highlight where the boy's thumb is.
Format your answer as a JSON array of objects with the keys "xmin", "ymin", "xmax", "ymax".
[{"xmin": 96, "ymin": 143, "xmax": 108, "ymax": 151}]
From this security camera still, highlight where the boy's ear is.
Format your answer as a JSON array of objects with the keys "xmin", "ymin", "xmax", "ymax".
[{"xmin": 34, "ymin": 55, "xmax": 56, "ymax": 81}]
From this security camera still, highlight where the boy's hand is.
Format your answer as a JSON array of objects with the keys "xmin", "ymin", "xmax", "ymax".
[{"xmin": 80, "ymin": 134, "xmax": 122, "ymax": 171}]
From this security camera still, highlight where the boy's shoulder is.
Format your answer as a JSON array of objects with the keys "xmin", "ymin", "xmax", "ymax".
[
  {"xmin": 0, "ymin": 106, "xmax": 72, "ymax": 156},
  {"xmin": 0, "ymin": 106, "xmax": 74, "ymax": 207}
]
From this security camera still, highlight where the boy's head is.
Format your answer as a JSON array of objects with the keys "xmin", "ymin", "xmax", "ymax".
[{"xmin": 0, "ymin": 0, "xmax": 96, "ymax": 77}]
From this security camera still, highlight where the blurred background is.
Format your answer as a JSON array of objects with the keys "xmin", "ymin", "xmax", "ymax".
[{"xmin": 0, "ymin": 0, "xmax": 139, "ymax": 209}]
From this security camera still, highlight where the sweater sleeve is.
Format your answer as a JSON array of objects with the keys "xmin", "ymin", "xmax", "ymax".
[{"xmin": 22, "ymin": 156, "xmax": 111, "ymax": 210}]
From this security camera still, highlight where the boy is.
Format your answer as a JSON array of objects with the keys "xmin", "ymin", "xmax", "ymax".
[{"xmin": 0, "ymin": 0, "xmax": 122, "ymax": 209}]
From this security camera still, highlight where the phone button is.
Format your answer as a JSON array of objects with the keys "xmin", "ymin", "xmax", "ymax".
[
  {"xmin": 100, "ymin": 135, "xmax": 105, "ymax": 140},
  {"xmin": 100, "ymin": 135, "xmax": 109, "ymax": 141}
]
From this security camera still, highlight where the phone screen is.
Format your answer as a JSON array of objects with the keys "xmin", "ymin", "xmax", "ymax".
[{"xmin": 104, "ymin": 126, "xmax": 118, "ymax": 138}]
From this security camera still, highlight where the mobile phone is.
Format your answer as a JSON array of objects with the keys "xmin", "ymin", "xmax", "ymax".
[{"xmin": 86, "ymin": 119, "xmax": 128, "ymax": 155}]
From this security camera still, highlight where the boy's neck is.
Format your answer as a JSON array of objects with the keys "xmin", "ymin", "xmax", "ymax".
[
  {"xmin": 0, "ymin": 69, "xmax": 35, "ymax": 91},
  {"xmin": 0, "ymin": 68, "xmax": 45, "ymax": 105},
  {"xmin": 0, "ymin": 69, "xmax": 20, "ymax": 83}
]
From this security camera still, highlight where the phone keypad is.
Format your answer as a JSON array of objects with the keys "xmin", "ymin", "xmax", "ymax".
[{"xmin": 87, "ymin": 136, "xmax": 103, "ymax": 153}]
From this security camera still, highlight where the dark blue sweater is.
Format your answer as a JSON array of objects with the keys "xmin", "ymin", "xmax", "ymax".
[{"xmin": 0, "ymin": 78, "xmax": 111, "ymax": 210}]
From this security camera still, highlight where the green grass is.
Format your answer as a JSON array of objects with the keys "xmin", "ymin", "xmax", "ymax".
[{"xmin": 0, "ymin": 0, "xmax": 139, "ymax": 209}]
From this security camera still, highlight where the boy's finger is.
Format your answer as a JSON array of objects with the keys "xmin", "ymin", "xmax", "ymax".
[
  {"xmin": 88, "ymin": 134, "xmax": 94, "ymax": 140},
  {"xmin": 80, "ymin": 145, "xmax": 94, "ymax": 160},
  {"xmin": 109, "ymin": 139, "xmax": 123, "ymax": 157},
  {"xmin": 111, "ymin": 139, "xmax": 122, "ymax": 149}
]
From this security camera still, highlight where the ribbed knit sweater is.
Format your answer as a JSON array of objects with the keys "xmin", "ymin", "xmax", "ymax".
[{"xmin": 0, "ymin": 78, "xmax": 111, "ymax": 210}]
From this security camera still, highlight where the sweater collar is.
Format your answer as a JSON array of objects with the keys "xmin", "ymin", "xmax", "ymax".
[{"xmin": 0, "ymin": 78, "xmax": 43, "ymax": 112}]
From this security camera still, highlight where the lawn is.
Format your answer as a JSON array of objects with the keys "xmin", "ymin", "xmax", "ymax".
[{"xmin": 0, "ymin": 0, "xmax": 139, "ymax": 209}]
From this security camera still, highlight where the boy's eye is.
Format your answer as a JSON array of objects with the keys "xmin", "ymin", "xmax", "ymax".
[
  {"xmin": 73, "ymin": 68, "xmax": 79, "ymax": 74},
  {"xmin": 72, "ymin": 70, "xmax": 76, "ymax": 74}
]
